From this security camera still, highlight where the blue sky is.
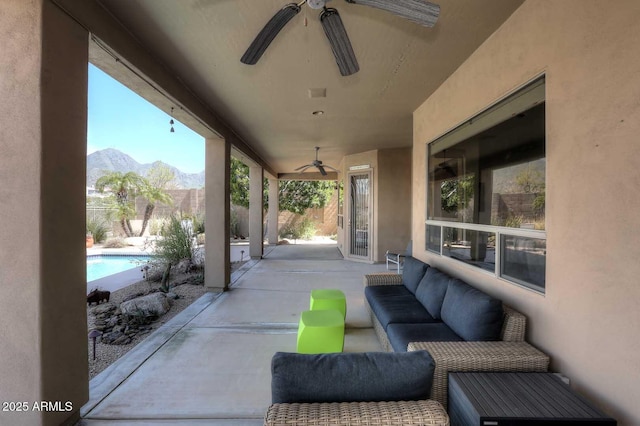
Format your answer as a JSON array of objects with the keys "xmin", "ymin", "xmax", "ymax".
[{"xmin": 87, "ymin": 64, "xmax": 205, "ymax": 174}]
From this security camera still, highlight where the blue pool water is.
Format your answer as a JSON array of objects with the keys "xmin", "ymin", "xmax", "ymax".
[{"xmin": 87, "ymin": 255, "xmax": 151, "ymax": 282}]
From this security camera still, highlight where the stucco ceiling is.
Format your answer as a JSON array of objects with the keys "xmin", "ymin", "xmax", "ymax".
[{"xmin": 93, "ymin": 0, "xmax": 524, "ymax": 174}]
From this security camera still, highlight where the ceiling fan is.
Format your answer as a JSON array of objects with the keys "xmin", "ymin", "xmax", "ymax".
[
  {"xmin": 241, "ymin": 0, "xmax": 440, "ymax": 76},
  {"xmin": 295, "ymin": 147, "xmax": 338, "ymax": 176}
]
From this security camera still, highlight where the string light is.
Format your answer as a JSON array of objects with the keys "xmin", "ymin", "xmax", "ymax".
[{"xmin": 169, "ymin": 107, "xmax": 175, "ymax": 133}]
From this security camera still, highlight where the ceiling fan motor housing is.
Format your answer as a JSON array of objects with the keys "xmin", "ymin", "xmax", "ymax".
[{"xmin": 307, "ymin": 0, "xmax": 328, "ymax": 9}]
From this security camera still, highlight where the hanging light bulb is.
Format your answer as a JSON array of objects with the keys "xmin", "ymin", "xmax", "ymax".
[{"xmin": 169, "ymin": 107, "xmax": 175, "ymax": 133}]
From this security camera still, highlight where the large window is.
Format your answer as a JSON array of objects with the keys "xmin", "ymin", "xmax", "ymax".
[{"xmin": 426, "ymin": 78, "xmax": 546, "ymax": 293}]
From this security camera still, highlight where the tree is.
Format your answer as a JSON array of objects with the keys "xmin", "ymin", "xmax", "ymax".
[
  {"xmin": 138, "ymin": 181, "xmax": 173, "ymax": 236},
  {"xmin": 278, "ymin": 180, "xmax": 334, "ymax": 215},
  {"xmin": 230, "ymin": 157, "xmax": 335, "ymax": 214},
  {"xmin": 95, "ymin": 171, "xmax": 145, "ymax": 237},
  {"xmin": 95, "ymin": 169, "xmax": 174, "ymax": 237},
  {"xmin": 230, "ymin": 157, "xmax": 251, "ymax": 208},
  {"xmin": 146, "ymin": 163, "xmax": 178, "ymax": 190}
]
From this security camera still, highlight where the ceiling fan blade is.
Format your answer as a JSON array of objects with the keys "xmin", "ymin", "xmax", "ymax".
[
  {"xmin": 295, "ymin": 164, "xmax": 312, "ymax": 171},
  {"xmin": 241, "ymin": 3, "xmax": 301, "ymax": 65},
  {"xmin": 320, "ymin": 8, "xmax": 359, "ymax": 76},
  {"xmin": 323, "ymin": 165, "xmax": 339, "ymax": 172},
  {"xmin": 317, "ymin": 165, "xmax": 328, "ymax": 176},
  {"xmin": 344, "ymin": 0, "xmax": 440, "ymax": 27}
]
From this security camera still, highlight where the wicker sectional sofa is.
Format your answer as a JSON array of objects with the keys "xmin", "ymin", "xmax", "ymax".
[
  {"xmin": 262, "ymin": 257, "xmax": 550, "ymax": 425},
  {"xmin": 364, "ymin": 256, "xmax": 550, "ymax": 407}
]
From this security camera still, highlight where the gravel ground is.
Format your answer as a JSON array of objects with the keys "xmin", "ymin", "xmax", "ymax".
[{"xmin": 87, "ymin": 276, "xmax": 208, "ymax": 379}]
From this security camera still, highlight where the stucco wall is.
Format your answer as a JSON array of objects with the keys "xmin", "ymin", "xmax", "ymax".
[
  {"xmin": 0, "ymin": 1, "xmax": 89, "ymax": 425},
  {"xmin": 340, "ymin": 149, "xmax": 411, "ymax": 262},
  {"xmin": 413, "ymin": 1, "xmax": 640, "ymax": 423},
  {"xmin": 377, "ymin": 148, "xmax": 412, "ymax": 260}
]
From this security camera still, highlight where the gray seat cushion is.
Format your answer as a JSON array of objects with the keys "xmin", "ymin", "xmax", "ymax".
[
  {"xmin": 387, "ymin": 323, "xmax": 463, "ymax": 352},
  {"xmin": 402, "ymin": 256, "xmax": 429, "ymax": 294},
  {"xmin": 440, "ymin": 279, "xmax": 504, "ymax": 341},
  {"xmin": 365, "ymin": 285, "xmax": 437, "ymax": 330},
  {"xmin": 414, "ymin": 267, "xmax": 450, "ymax": 320},
  {"xmin": 271, "ymin": 351, "xmax": 435, "ymax": 403}
]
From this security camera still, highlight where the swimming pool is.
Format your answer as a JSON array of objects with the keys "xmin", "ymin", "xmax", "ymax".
[{"xmin": 87, "ymin": 255, "xmax": 151, "ymax": 282}]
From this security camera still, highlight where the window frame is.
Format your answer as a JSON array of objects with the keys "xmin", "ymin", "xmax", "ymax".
[{"xmin": 425, "ymin": 76, "xmax": 546, "ymax": 294}]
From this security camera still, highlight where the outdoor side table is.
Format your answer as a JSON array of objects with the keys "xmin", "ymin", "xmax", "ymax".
[
  {"xmin": 448, "ymin": 372, "xmax": 616, "ymax": 426},
  {"xmin": 296, "ymin": 309, "xmax": 344, "ymax": 354},
  {"xmin": 310, "ymin": 289, "xmax": 346, "ymax": 319}
]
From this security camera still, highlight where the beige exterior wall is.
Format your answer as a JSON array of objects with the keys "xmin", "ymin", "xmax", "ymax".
[
  {"xmin": 340, "ymin": 149, "xmax": 411, "ymax": 262},
  {"xmin": 413, "ymin": 1, "xmax": 640, "ymax": 423},
  {"xmin": 0, "ymin": 1, "xmax": 89, "ymax": 425},
  {"xmin": 377, "ymin": 148, "xmax": 412, "ymax": 259}
]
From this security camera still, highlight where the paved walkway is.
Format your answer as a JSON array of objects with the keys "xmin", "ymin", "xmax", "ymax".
[{"xmin": 78, "ymin": 244, "xmax": 389, "ymax": 425}]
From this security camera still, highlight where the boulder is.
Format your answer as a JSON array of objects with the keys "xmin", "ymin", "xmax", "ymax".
[{"xmin": 120, "ymin": 293, "xmax": 170, "ymax": 317}]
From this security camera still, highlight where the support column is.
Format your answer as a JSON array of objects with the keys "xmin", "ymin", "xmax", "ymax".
[
  {"xmin": 249, "ymin": 166, "xmax": 264, "ymax": 258},
  {"xmin": 268, "ymin": 178, "xmax": 279, "ymax": 245},
  {"xmin": 0, "ymin": 1, "xmax": 89, "ymax": 425},
  {"xmin": 205, "ymin": 138, "xmax": 230, "ymax": 291}
]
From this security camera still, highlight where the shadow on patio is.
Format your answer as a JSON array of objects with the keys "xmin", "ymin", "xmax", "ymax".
[{"xmin": 77, "ymin": 243, "xmax": 388, "ymax": 425}]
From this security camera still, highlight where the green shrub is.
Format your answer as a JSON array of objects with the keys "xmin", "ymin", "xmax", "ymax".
[
  {"xmin": 192, "ymin": 214, "xmax": 205, "ymax": 235},
  {"xmin": 279, "ymin": 216, "xmax": 317, "ymax": 240},
  {"xmin": 279, "ymin": 223, "xmax": 300, "ymax": 240},
  {"xmin": 149, "ymin": 218, "xmax": 167, "ymax": 236},
  {"xmin": 154, "ymin": 214, "xmax": 196, "ymax": 265},
  {"xmin": 230, "ymin": 209, "xmax": 239, "ymax": 237},
  {"xmin": 298, "ymin": 217, "xmax": 316, "ymax": 240},
  {"xmin": 87, "ymin": 218, "xmax": 109, "ymax": 243}
]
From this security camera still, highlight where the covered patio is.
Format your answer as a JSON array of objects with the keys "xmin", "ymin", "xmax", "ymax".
[
  {"xmin": 79, "ymin": 244, "xmax": 387, "ymax": 425},
  {"xmin": 2, "ymin": 1, "xmax": 640, "ymax": 425}
]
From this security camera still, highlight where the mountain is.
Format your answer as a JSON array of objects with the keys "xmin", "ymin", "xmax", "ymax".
[{"xmin": 87, "ymin": 148, "xmax": 205, "ymax": 189}]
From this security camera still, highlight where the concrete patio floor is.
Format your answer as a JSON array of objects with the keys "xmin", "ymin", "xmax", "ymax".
[{"xmin": 77, "ymin": 243, "xmax": 389, "ymax": 425}]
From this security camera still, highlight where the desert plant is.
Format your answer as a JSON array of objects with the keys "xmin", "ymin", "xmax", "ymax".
[
  {"xmin": 230, "ymin": 209, "xmax": 240, "ymax": 237},
  {"xmin": 192, "ymin": 214, "xmax": 205, "ymax": 235},
  {"xmin": 159, "ymin": 263, "xmax": 172, "ymax": 293},
  {"xmin": 298, "ymin": 217, "xmax": 316, "ymax": 240},
  {"xmin": 154, "ymin": 214, "xmax": 196, "ymax": 265},
  {"xmin": 149, "ymin": 218, "xmax": 167, "ymax": 236},
  {"xmin": 86, "ymin": 218, "xmax": 109, "ymax": 244},
  {"xmin": 279, "ymin": 223, "xmax": 300, "ymax": 240},
  {"xmin": 103, "ymin": 237, "xmax": 126, "ymax": 248}
]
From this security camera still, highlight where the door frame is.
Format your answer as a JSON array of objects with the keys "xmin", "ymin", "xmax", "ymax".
[{"xmin": 345, "ymin": 169, "xmax": 374, "ymax": 262}]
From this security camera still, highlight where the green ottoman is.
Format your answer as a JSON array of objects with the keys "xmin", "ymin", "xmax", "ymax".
[
  {"xmin": 297, "ymin": 309, "xmax": 344, "ymax": 354},
  {"xmin": 310, "ymin": 289, "xmax": 347, "ymax": 319}
]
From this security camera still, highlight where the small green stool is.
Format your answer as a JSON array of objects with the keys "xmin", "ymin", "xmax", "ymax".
[
  {"xmin": 296, "ymin": 309, "xmax": 344, "ymax": 354},
  {"xmin": 310, "ymin": 289, "xmax": 347, "ymax": 319}
]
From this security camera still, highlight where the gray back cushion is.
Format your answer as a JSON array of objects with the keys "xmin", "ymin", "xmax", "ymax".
[
  {"xmin": 415, "ymin": 267, "xmax": 450, "ymax": 320},
  {"xmin": 402, "ymin": 256, "xmax": 429, "ymax": 295},
  {"xmin": 440, "ymin": 279, "xmax": 504, "ymax": 341},
  {"xmin": 271, "ymin": 351, "xmax": 435, "ymax": 403}
]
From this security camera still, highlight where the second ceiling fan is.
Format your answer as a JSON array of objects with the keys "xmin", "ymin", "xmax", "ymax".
[{"xmin": 241, "ymin": 0, "xmax": 440, "ymax": 77}]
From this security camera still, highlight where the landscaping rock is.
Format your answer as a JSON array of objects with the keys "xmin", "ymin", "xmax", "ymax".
[
  {"xmin": 174, "ymin": 259, "xmax": 194, "ymax": 274},
  {"xmin": 120, "ymin": 293, "xmax": 170, "ymax": 317},
  {"xmin": 91, "ymin": 302, "xmax": 117, "ymax": 315}
]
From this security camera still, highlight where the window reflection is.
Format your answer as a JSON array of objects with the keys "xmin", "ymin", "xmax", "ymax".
[
  {"xmin": 442, "ymin": 227, "xmax": 495, "ymax": 273},
  {"xmin": 501, "ymin": 235, "xmax": 546, "ymax": 290}
]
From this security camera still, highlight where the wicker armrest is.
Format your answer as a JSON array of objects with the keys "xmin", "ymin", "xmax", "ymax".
[
  {"xmin": 363, "ymin": 272, "xmax": 404, "ymax": 287},
  {"xmin": 265, "ymin": 400, "xmax": 449, "ymax": 426},
  {"xmin": 501, "ymin": 305, "xmax": 527, "ymax": 342},
  {"xmin": 407, "ymin": 341, "xmax": 550, "ymax": 409}
]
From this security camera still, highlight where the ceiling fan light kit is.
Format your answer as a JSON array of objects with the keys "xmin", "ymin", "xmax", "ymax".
[{"xmin": 241, "ymin": 0, "xmax": 440, "ymax": 76}]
